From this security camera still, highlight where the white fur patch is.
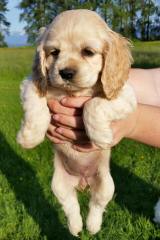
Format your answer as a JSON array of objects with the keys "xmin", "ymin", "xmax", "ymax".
[
  {"xmin": 17, "ymin": 79, "xmax": 51, "ymax": 148},
  {"xmin": 154, "ymin": 199, "xmax": 160, "ymax": 224}
]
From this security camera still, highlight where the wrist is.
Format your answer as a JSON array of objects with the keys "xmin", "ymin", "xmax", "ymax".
[{"xmin": 125, "ymin": 107, "xmax": 139, "ymax": 139}]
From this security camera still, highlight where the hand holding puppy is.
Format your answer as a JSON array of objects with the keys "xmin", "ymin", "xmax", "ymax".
[{"xmin": 47, "ymin": 95, "xmax": 138, "ymax": 151}]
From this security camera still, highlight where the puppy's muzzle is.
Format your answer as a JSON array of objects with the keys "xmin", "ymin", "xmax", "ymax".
[{"xmin": 59, "ymin": 68, "xmax": 76, "ymax": 81}]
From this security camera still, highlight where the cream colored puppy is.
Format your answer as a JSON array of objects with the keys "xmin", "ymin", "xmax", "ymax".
[{"xmin": 17, "ymin": 10, "xmax": 137, "ymax": 236}]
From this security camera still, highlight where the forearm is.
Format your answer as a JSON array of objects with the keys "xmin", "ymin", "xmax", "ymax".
[
  {"xmin": 128, "ymin": 104, "xmax": 160, "ymax": 147},
  {"xmin": 128, "ymin": 68, "xmax": 160, "ymax": 107}
]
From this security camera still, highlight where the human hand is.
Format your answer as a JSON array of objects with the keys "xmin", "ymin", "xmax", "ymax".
[
  {"xmin": 47, "ymin": 97, "xmax": 138, "ymax": 152},
  {"xmin": 73, "ymin": 110, "xmax": 138, "ymax": 151},
  {"xmin": 47, "ymin": 96, "xmax": 92, "ymax": 145}
]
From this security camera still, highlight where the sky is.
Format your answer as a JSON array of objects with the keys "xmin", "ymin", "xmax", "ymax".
[{"xmin": 6, "ymin": 0, "xmax": 26, "ymax": 34}]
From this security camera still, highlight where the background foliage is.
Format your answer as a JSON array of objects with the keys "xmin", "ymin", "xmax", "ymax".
[
  {"xmin": 18, "ymin": 0, "xmax": 160, "ymax": 43},
  {"xmin": 0, "ymin": 0, "xmax": 160, "ymax": 45},
  {"xmin": 0, "ymin": 0, "xmax": 10, "ymax": 47}
]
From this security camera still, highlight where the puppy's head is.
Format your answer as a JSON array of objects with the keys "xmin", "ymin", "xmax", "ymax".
[{"xmin": 33, "ymin": 9, "xmax": 132, "ymax": 99}]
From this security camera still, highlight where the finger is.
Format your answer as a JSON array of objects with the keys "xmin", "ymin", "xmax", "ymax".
[
  {"xmin": 47, "ymin": 125, "xmax": 70, "ymax": 142},
  {"xmin": 52, "ymin": 114, "xmax": 84, "ymax": 129},
  {"xmin": 55, "ymin": 127, "xmax": 89, "ymax": 141},
  {"xmin": 46, "ymin": 133, "xmax": 65, "ymax": 144},
  {"xmin": 47, "ymin": 129, "xmax": 67, "ymax": 141},
  {"xmin": 72, "ymin": 143, "xmax": 99, "ymax": 152},
  {"xmin": 61, "ymin": 96, "xmax": 91, "ymax": 108},
  {"xmin": 50, "ymin": 120, "xmax": 73, "ymax": 130},
  {"xmin": 48, "ymin": 99, "xmax": 81, "ymax": 116}
]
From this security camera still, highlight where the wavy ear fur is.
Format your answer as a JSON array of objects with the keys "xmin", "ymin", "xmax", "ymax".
[
  {"xmin": 32, "ymin": 28, "xmax": 48, "ymax": 96},
  {"xmin": 101, "ymin": 31, "xmax": 133, "ymax": 100}
]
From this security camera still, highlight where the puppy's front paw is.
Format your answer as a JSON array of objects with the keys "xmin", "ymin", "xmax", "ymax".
[
  {"xmin": 83, "ymin": 85, "xmax": 137, "ymax": 149},
  {"xmin": 17, "ymin": 126, "xmax": 45, "ymax": 149}
]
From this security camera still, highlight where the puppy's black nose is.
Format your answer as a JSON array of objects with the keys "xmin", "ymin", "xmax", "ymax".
[{"xmin": 59, "ymin": 68, "xmax": 76, "ymax": 80}]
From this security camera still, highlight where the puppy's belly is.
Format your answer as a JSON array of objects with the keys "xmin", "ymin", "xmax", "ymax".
[{"xmin": 55, "ymin": 143, "xmax": 101, "ymax": 178}]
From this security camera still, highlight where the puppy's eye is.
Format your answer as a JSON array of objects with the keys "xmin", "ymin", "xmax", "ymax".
[
  {"xmin": 51, "ymin": 49, "xmax": 60, "ymax": 57},
  {"xmin": 82, "ymin": 48, "xmax": 95, "ymax": 57}
]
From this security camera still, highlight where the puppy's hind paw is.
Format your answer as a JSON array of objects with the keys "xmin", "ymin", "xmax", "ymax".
[
  {"xmin": 86, "ymin": 206, "xmax": 103, "ymax": 235},
  {"xmin": 68, "ymin": 215, "xmax": 83, "ymax": 236}
]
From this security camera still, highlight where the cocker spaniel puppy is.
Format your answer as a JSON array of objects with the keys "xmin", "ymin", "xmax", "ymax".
[{"xmin": 17, "ymin": 9, "xmax": 137, "ymax": 236}]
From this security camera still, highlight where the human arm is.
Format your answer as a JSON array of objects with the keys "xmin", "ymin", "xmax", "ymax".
[
  {"xmin": 111, "ymin": 104, "xmax": 160, "ymax": 148},
  {"xmin": 128, "ymin": 68, "xmax": 160, "ymax": 106}
]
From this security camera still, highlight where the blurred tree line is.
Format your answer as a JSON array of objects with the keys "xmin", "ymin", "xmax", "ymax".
[
  {"xmin": 0, "ymin": 0, "xmax": 10, "ymax": 47},
  {"xmin": 0, "ymin": 0, "xmax": 160, "ymax": 46},
  {"xmin": 18, "ymin": 0, "xmax": 160, "ymax": 43}
]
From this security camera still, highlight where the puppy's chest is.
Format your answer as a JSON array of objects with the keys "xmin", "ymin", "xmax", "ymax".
[
  {"xmin": 56, "ymin": 143, "xmax": 102, "ymax": 179},
  {"xmin": 46, "ymin": 87, "xmax": 103, "ymax": 179}
]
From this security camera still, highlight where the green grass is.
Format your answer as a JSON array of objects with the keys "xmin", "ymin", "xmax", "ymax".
[
  {"xmin": 0, "ymin": 42, "xmax": 160, "ymax": 240},
  {"xmin": 132, "ymin": 41, "xmax": 160, "ymax": 68}
]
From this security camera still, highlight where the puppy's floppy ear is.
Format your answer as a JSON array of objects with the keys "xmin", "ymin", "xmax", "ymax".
[
  {"xmin": 32, "ymin": 27, "xmax": 48, "ymax": 96},
  {"xmin": 101, "ymin": 31, "xmax": 133, "ymax": 100}
]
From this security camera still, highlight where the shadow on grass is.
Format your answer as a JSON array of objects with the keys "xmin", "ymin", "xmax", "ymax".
[
  {"xmin": 0, "ymin": 132, "xmax": 159, "ymax": 239},
  {"xmin": 111, "ymin": 161, "xmax": 159, "ymax": 219},
  {"xmin": 0, "ymin": 132, "xmax": 75, "ymax": 240},
  {"xmin": 132, "ymin": 51, "xmax": 160, "ymax": 68}
]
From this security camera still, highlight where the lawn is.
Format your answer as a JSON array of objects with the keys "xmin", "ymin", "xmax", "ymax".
[{"xmin": 0, "ymin": 42, "xmax": 160, "ymax": 240}]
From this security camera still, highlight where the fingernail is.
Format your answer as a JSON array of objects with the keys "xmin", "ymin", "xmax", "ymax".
[
  {"xmin": 56, "ymin": 128, "xmax": 62, "ymax": 134},
  {"xmin": 53, "ymin": 114, "xmax": 59, "ymax": 120},
  {"xmin": 72, "ymin": 145, "xmax": 77, "ymax": 149},
  {"xmin": 61, "ymin": 98, "xmax": 67, "ymax": 104}
]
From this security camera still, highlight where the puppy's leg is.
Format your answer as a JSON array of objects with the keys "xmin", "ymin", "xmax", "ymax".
[
  {"xmin": 83, "ymin": 84, "xmax": 137, "ymax": 149},
  {"xmin": 51, "ymin": 152, "xmax": 82, "ymax": 236},
  {"xmin": 17, "ymin": 79, "xmax": 50, "ymax": 148},
  {"xmin": 87, "ymin": 151, "xmax": 114, "ymax": 234}
]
